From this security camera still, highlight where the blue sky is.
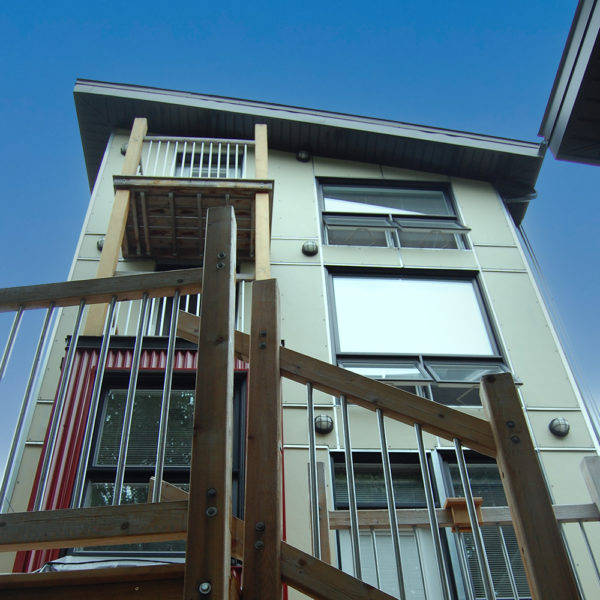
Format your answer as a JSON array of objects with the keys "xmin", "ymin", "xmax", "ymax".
[{"xmin": 0, "ymin": 1, "xmax": 598, "ymax": 476}]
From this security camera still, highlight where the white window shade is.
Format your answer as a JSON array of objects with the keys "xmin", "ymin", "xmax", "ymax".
[{"xmin": 332, "ymin": 277, "xmax": 495, "ymax": 356}]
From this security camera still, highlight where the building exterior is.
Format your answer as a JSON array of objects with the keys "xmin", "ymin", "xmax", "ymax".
[{"xmin": 0, "ymin": 79, "xmax": 599, "ymax": 599}]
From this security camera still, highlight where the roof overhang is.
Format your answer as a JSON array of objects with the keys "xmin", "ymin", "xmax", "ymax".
[
  {"xmin": 540, "ymin": 0, "xmax": 600, "ymax": 164},
  {"xmin": 74, "ymin": 79, "xmax": 544, "ymax": 223}
]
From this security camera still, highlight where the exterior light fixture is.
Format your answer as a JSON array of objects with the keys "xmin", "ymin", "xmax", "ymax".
[
  {"xmin": 302, "ymin": 241, "xmax": 319, "ymax": 256},
  {"xmin": 314, "ymin": 414, "xmax": 334, "ymax": 435},
  {"xmin": 120, "ymin": 143, "xmax": 129, "ymax": 156},
  {"xmin": 97, "ymin": 237, "xmax": 105, "ymax": 251},
  {"xmin": 549, "ymin": 417, "xmax": 570, "ymax": 437},
  {"xmin": 296, "ymin": 150, "xmax": 311, "ymax": 162}
]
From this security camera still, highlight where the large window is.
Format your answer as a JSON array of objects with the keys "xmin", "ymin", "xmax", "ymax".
[
  {"xmin": 333, "ymin": 452, "xmax": 530, "ymax": 599},
  {"xmin": 331, "ymin": 275, "xmax": 506, "ymax": 406},
  {"xmin": 321, "ymin": 183, "xmax": 469, "ymax": 250}
]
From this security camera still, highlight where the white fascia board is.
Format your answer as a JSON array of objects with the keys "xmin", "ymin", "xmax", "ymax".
[{"xmin": 74, "ymin": 80, "xmax": 542, "ymax": 158}]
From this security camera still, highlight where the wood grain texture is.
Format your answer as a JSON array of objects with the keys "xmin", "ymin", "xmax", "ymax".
[
  {"xmin": 183, "ymin": 206, "xmax": 237, "ymax": 600},
  {"xmin": 254, "ymin": 124, "xmax": 268, "ymax": 179},
  {"xmin": 242, "ymin": 279, "xmax": 282, "ymax": 599},
  {"xmin": 176, "ymin": 315, "xmax": 496, "ymax": 456},
  {"xmin": 481, "ymin": 373, "xmax": 581, "ymax": 600},
  {"xmin": 281, "ymin": 542, "xmax": 397, "ymax": 600},
  {"xmin": 254, "ymin": 192, "xmax": 271, "ymax": 280}
]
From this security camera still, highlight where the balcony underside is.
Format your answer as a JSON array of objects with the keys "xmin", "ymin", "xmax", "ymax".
[{"xmin": 114, "ymin": 176, "xmax": 273, "ymax": 264}]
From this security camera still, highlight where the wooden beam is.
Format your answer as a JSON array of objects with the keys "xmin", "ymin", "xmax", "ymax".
[
  {"xmin": 85, "ymin": 118, "xmax": 148, "ymax": 334},
  {"xmin": 254, "ymin": 124, "xmax": 268, "ymax": 179},
  {"xmin": 0, "ymin": 564, "xmax": 183, "ymax": 600},
  {"xmin": 0, "ymin": 269, "xmax": 254, "ymax": 313},
  {"xmin": 281, "ymin": 541, "xmax": 397, "ymax": 600},
  {"xmin": 317, "ymin": 462, "xmax": 332, "ymax": 564},
  {"xmin": 480, "ymin": 373, "xmax": 580, "ymax": 600},
  {"xmin": 183, "ymin": 206, "xmax": 237, "ymax": 600},
  {"xmin": 176, "ymin": 315, "xmax": 496, "ymax": 455},
  {"xmin": 581, "ymin": 455, "xmax": 600, "ymax": 511},
  {"xmin": 242, "ymin": 279, "xmax": 282, "ymax": 599},
  {"xmin": 254, "ymin": 192, "xmax": 271, "ymax": 279},
  {"xmin": 147, "ymin": 477, "xmax": 189, "ymax": 502},
  {"xmin": 328, "ymin": 503, "xmax": 600, "ymax": 530},
  {"xmin": 0, "ymin": 501, "xmax": 188, "ymax": 552},
  {"xmin": 114, "ymin": 176, "xmax": 273, "ymax": 196}
]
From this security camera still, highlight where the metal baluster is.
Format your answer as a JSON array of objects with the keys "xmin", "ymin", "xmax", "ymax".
[
  {"xmin": 415, "ymin": 424, "xmax": 452, "ymax": 600},
  {"xmin": 226, "ymin": 143, "xmax": 230, "ymax": 177},
  {"xmin": 217, "ymin": 143, "xmax": 222, "ymax": 177},
  {"xmin": 340, "ymin": 394, "xmax": 362, "ymax": 579},
  {"xmin": 152, "ymin": 140, "xmax": 161, "ymax": 176},
  {"xmin": 243, "ymin": 143, "xmax": 247, "ymax": 178},
  {"xmin": 580, "ymin": 521, "xmax": 600, "ymax": 583},
  {"xmin": 190, "ymin": 142, "xmax": 196, "ymax": 177},
  {"xmin": 0, "ymin": 306, "xmax": 24, "ymax": 382},
  {"xmin": 456, "ymin": 531, "xmax": 476, "ymax": 600},
  {"xmin": 370, "ymin": 528, "xmax": 381, "ymax": 589},
  {"xmin": 235, "ymin": 143, "xmax": 239, "ymax": 177},
  {"xmin": 159, "ymin": 297, "xmax": 167, "ymax": 336},
  {"xmin": 124, "ymin": 300, "xmax": 133, "ymax": 335},
  {"xmin": 196, "ymin": 293, "xmax": 201, "ymax": 317},
  {"xmin": 199, "ymin": 142, "xmax": 205, "ymax": 177},
  {"xmin": 377, "ymin": 409, "xmax": 407, "ymax": 599},
  {"xmin": 306, "ymin": 382, "xmax": 320, "ymax": 558},
  {"xmin": 498, "ymin": 526, "xmax": 521, "ymax": 599},
  {"xmin": 153, "ymin": 291, "xmax": 180, "ymax": 502},
  {"xmin": 147, "ymin": 297, "xmax": 156, "ymax": 336},
  {"xmin": 184, "ymin": 294, "xmax": 190, "ymax": 313},
  {"xmin": 72, "ymin": 297, "xmax": 117, "ymax": 507},
  {"xmin": 180, "ymin": 141, "xmax": 187, "ymax": 176},
  {"xmin": 170, "ymin": 141, "xmax": 179, "ymax": 175},
  {"xmin": 34, "ymin": 300, "xmax": 86, "ymax": 510},
  {"xmin": 0, "ymin": 304, "xmax": 54, "ymax": 512},
  {"xmin": 207, "ymin": 142, "xmax": 213, "ymax": 177},
  {"xmin": 113, "ymin": 293, "xmax": 149, "ymax": 505},
  {"xmin": 453, "ymin": 439, "xmax": 495, "ymax": 600},
  {"xmin": 162, "ymin": 140, "xmax": 170, "ymax": 176}
]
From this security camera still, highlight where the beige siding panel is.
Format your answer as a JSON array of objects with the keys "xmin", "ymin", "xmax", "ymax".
[
  {"xmin": 271, "ymin": 265, "xmax": 330, "ymax": 362},
  {"xmin": 474, "ymin": 245, "xmax": 525, "ymax": 271},
  {"xmin": 271, "ymin": 238, "xmax": 321, "ymax": 264},
  {"xmin": 313, "ymin": 156, "xmax": 382, "ymax": 178},
  {"xmin": 78, "ymin": 234, "xmax": 105, "ymax": 259},
  {"xmin": 539, "ymin": 451, "xmax": 597, "ymax": 504},
  {"xmin": 527, "ymin": 410, "xmax": 594, "ymax": 449},
  {"xmin": 27, "ymin": 403, "xmax": 52, "ymax": 442},
  {"xmin": 380, "ymin": 166, "xmax": 450, "ymax": 182},
  {"xmin": 322, "ymin": 245, "xmax": 402, "ymax": 267},
  {"xmin": 281, "ymin": 378, "xmax": 333, "ymax": 406},
  {"xmin": 452, "ymin": 179, "xmax": 515, "ymax": 246},
  {"xmin": 481, "ymin": 271, "xmax": 579, "ymax": 408},
  {"xmin": 283, "ymin": 406, "xmax": 336, "ymax": 448},
  {"xmin": 9, "ymin": 444, "xmax": 42, "ymax": 513},
  {"xmin": 269, "ymin": 151, "xmax": 320, "ymax": 238},
  {"xmin": 71, "ymin": 259, "xmax": 101, "ymax": 280},
  {"xmin": 400, "ymin": 248, "xmax": 477, "ymax": 270}
]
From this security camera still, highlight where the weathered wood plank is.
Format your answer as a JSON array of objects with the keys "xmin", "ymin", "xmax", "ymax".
[
  {"xmin": 0, "ymin": 564, "xmax": 183, "ymax": 599},
  {"xmin": 481, "ymin": 373, "xmax": 580, "ymax": 600},
  {"xmin": 183, "ymin": 206, "xmax": 237, "ymax": 600},
  {"xmin": 114, "ymin": 176, "xmax": 273, "ymax": 196},
  {"xmin": 85, "ymin": 118, "xmax": 148, "ymax": 334},
  {"xmin": 0, "ymin": 269, "xmax": 253, "ymax": 313},
  {"xmin": 176, "ymin": 315, "xmax": 496, "ymax": 455},
  {"xmin": 254, "ymin": 191, "xmax": 271, "ymax": 280},
  {"xmin": 254, "ymin": 124, "xmax": 268, "ymax": 179},
  {"xmin": 281, "ymin": 541, "xmax": 397, "ymax": 600},
  {"xmin": 242, "ymin": 279, "xmax": 282, "ymax": 599},
  {"xmin": 328, "ymin": 503, "xmax": 600, "ymax": 530},
  {"xmin": 0, "ymin": 501, "xmax": 188, "ymax": 552}
]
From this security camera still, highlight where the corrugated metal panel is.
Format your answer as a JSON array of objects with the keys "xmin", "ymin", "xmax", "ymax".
[{"xmin": 104, "ymin": 349, "xmax": 248, "ymax": 371}]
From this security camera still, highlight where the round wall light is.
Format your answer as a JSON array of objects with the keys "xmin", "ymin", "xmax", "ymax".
[
  {"xmin": 296, "ymin": 150, "xmax": 311, "ymax": 162},
  {"xmin": 314, "ymin": 414, "xmax": 334, "ymax": 435},
  {"xmin": 549, "ymin": 417, "xmax": 570, "ymax": 438},
  {"xmin": 302, "ymin": 241, "xmax": 319, "ymax": 256}
]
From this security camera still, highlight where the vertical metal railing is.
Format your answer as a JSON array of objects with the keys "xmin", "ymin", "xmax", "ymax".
[
  {"xmin": 34, "ymin": 300, "xmax": 87, "ymax": 511},
  {"xmin": 113, "ymin": 293, "xmax": 149, "ymax": 505},
  {"xmin": 72, "ymin": 297, "xmax": 117, "ymax": 508},
  {"xmin": 307, "ymin": 382, "xmax": 321, "ymax": 558},
  {"xmin": 0, "ymin": 306, "xmax": 24, "ymax": 382},
  {"xmin": 140, "ymin": 136, "xmax": 252, "ymax": 179},
  {"xmin": 152, "ymin": 291, "xmax": 180, "ymax": 502},
  {"xmin": 0, "ymin": 304, "xmax": 55, "ymax": 513}
]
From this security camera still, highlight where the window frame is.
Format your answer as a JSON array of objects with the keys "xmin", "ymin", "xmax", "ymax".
[{"xmin": 318, "ymin": 180, "xmax": 470, "ymax": 250}]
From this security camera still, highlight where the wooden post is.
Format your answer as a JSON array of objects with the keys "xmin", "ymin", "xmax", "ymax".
[
  {"xmin": 480, "ymin": 373, "xmax": 581, "ymax": 600},
  {"xmin": 254, "ymin": 124, "xmax": 270, "ymax": 280},
  {"xmin": 85, "ymin": 117, "xmax": 148, "ymax": 334},
  {"xmin": 183, "ymin": 206, "xmax": 236, "ymax": 600},
  {"xmin": 242, "ymin": 278, "xmax": 282, "ymax": 599}
]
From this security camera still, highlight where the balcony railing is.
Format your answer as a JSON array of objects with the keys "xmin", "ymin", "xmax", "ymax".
[{"xmin": 138, "ymin": 136, "xmax": 253, "ymax": 179}]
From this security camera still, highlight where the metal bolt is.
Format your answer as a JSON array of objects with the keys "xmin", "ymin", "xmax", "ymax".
[
  {"xmin": 510, "ymin": 435, "xmax": 520, "ymax": 444},
  {"xmin": 506, "ymin": 420, "xmax": 515, "ymax": 428},
  {"xmin": 255, "ymin": 540, "xmax": 264, "ymax": 550},
  {"xmin": 216, "ymin": 262, "xmax": 225, "ymax": 270},
  {"xmin": 217, "ymin": 251, "xmax": 226, "ymax": 259},
  {"xmin": 259, "ymin": 342, "xmax": 267, "ymax": 349},
  {"xmin": 207, "ymin": 488, "xmax": 217, "ymax": 497},
  {"xmin": 206, "ymin": 506, "xmax": 218, "ymax": 517},
  {"xmin": 255, "ymin": 521, "xmax": 265, "ymax": 532},
  {"xmin": 199, "ymin": 582, "xmax": 212, "ymax": 594},
  {"xmin": 259, "ymin": 330, "xmax": 267, "ymax": 337}
]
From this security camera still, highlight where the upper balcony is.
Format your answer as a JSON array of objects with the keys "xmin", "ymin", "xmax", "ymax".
[{"xmin": 114, "ymin": 124, "xmax": 273, "ymax": 268}]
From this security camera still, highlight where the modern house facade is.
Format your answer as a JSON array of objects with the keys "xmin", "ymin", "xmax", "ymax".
[{"xmin": 0, "ymin": 79, "xmax": 599, "ymax": 599}]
